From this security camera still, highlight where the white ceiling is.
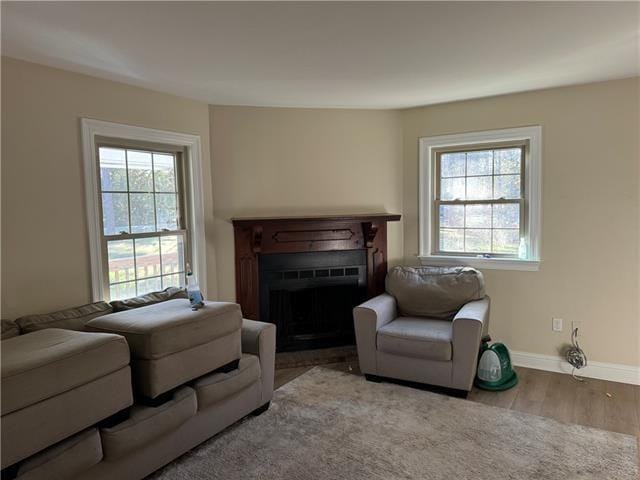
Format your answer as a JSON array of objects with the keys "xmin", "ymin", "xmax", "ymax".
[{"xmin": 2, "ymin": 2, "xmax": 638, "ymax": 109}]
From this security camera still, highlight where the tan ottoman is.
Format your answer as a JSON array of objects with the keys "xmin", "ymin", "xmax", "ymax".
[
  {"xmin": 87, "ymin": 300, "xmax": 242, "ymax": 399},
  {"xmin": 1, "ymin": 329, "xmax": 132, "ymax": 468}
]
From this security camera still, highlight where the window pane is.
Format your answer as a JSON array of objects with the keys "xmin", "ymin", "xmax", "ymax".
[
  {"xmin": 466, "ymin": 176, "xmax": 492, "ymax": 200},
  {"xmin": 493, "ymin": 204, "xmax": 520, "ymax": 228},
  {"xmin": 440, "ymin": 153, "xmax": 465, "ymax": 178},
  {"xmin": 102, "ymin": 193, "xmax": 129, "ymax": 235},
  {"xmin": 440, "ymin": 228, "xmax": 464, "ymax": 252},
  {"xmin": 494, "ymin": 175, "xmax": 521, "ymax": 199},
  {"xmin": 465, "ymin": 229, "xmax": 491, "ymax": 252},
  {"xmin": 162, "ymin": 273, "xmax": 184, "ymax": 289},
  {"xmin": 137, "ymin": 277, "xmax": 162, "ymax": 296},
  {"xmin": 441, "ymin": 177, "xmax": 465, "ymax": 201},
  {"xmin": 107, "ymin": 240, "xmax": 135, "ymax": 284},
  {"xmin": 154, "ymin": 153, "xmax": 177, "ymax": 192},
  {"xmin": 493, "ymin": 229, "xmax": 519, "ymax": 254},
  {"xmin": 135, "ymin": 237, "xmax": 161, "ymax": 279},
  {"xmin": 466, "ymin": 151, "xmax": 493, "ymax": 176},
  {"xmin": 99, "ymin": 148, "xmax": 127, "ymax": 192},
  {"xmin": 439, "ymin": 205, "xmax": 464, "ymax": 228},
  {"xmin": 130, "ymin": 193, "xmax": 156, "ymax": 233},
  {"xmin": 495, "ymin": 148, "xmax": 521, "ymax": 174},
  {"xmin": 110, "ymin": 282, "xmax": 137, "ymax": 301},
  {"xmin": 156, "ymin": 194, "xmax": 178, "ymax": 231},
  {"xmin": 465, "ymin": 204, "xmax": 491, "ymax": 228},
  {"xmin": 128, "ymin": 150, "xmax": 153, "ymax": 192},
  {"xmin": 161, "ymin": 235, "xmax": 185, "ymax": 274}
]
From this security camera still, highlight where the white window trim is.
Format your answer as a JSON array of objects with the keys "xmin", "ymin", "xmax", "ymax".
[
  {"xmin": 81, "ymin": 118, "xmax": 207, "ymax": 301},
  {"xmin": 418, "ymin": 126, "xmax": 542, "ymax": 272}
]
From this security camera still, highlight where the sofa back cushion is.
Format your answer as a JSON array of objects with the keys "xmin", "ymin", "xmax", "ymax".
[
  {"xmin": 385, "ymin": 266, "xmax": 485, "ymax": 320},
  {"xmin": 109, "ymin": 287, "xmax": 187, "ymax": 312},
  {"xmin": 1, "ymin": 320, "xmax": 19, "ymax": 340},
  {"xmin": 15, "ymin": 302, "xmax": 113, "ymax": 333}
]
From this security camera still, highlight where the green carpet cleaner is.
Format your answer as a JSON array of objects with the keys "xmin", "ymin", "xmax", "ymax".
[{"xmin": 474, "ymin": 335, "xmax": 518, "ymax": 391}]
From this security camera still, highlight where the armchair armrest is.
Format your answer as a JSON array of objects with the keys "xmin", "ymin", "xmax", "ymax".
[
  {"xmin": 451, "ymin": 296, "xmax": 490, "ymax": 391},
  {"xmin": 353, "ymin": 293, "xmax": 397, "ymax": 375},
  {"xmin": 242, "ymin": 319, "xmax": 276, "ymax": 404}
]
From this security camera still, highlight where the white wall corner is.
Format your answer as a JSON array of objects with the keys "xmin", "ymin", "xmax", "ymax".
[{"xmin": 510, "ymin": 350, "xmax": 640, "ymax": 386}]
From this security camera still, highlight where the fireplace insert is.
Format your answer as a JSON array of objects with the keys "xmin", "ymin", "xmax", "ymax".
[{"xmin": 259, "ymin": 250, "xmax": 367, "ymax": 351}]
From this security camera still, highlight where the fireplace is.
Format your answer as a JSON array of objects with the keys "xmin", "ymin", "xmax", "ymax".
[
  {"xmin": 232, "ymin": 213, "xmax": 401, "ymax": 351},
  {"xmin": 260, "ymin": 250, "xmax": 367, "ymax": 351}
]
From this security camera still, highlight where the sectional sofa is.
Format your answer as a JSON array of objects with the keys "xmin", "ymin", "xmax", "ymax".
[{"xmin": 1, "ymin": 289, "xmax": 276, "ymax": 480}]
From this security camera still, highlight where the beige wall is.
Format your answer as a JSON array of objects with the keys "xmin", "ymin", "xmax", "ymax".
[
  {"xmin": 209, "ymin": 106, "xmax": 404, "ymax": 301},
  {"xmin": 402, "ymin": 78, "xmax": 640, "ymax": 366},
  {"xmin": 1, "ymin": 57, "xmax": 216, "ymax": 318},
  {"xmin": 2, "ymin": 57, "xmax": 637, "ymax": 368}
]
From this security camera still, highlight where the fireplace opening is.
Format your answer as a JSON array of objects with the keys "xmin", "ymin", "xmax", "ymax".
[{"xmin": 259, "ymin": 250, "xmax": 367, "ymax": 351}]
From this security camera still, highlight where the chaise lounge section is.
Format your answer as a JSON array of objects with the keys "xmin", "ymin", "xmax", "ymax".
[{"xmin": 1, "ymin": 329, "xmax": 133, "ymax": 469}]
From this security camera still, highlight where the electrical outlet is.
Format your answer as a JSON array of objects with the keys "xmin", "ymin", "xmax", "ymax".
[
  {"xmin": 572, "ymin": 320, "xmax": 583, "ymax": 335},
  {"xmin": 552, "ymin": 317, "xmax": 563, "ymax": 332}
]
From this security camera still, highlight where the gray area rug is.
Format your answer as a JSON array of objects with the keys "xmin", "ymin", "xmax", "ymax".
[{"xmin": 150, "ymin": 367, "xmax": 638, "ymax": 480}]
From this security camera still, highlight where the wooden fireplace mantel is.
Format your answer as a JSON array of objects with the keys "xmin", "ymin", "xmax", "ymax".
[{"xmin": 231, "ymin": 213, "xmax": 401, "ymax": 320}]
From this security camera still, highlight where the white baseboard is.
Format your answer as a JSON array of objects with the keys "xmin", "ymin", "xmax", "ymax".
[{"xmin": 510, "ymin": 350, "xmax": 640, "ymax": 386}]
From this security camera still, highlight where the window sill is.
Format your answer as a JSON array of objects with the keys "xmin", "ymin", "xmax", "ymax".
[{"xmin": 417, "ymin": 255, "xmax": 540, "ymax": 272}]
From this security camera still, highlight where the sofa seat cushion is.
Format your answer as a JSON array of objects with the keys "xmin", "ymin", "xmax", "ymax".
[
  {"xmin": 377, "ymin": 317, "xmax": 452, "ymax": 361},
  {"xmin": 100, "ymin": 387, "xmax": 197, "ymax": 461},
  {"xmin": 86, "ymin": 300, "xmax": 242, "ymax": 360},
  {"xmin": 385, "ymin": 266, "xmax": 485, "ymax": 320},
  {"xmin": 1, "ymin": 329, "xmax": 130, "ymax": 415},
  {"xmin": 17, "ymin": 429, "xmax": 102, "ymax": 480},
  {"xmin": 194, "ymin": 354, "xmax": 261, "ymax": 410}
]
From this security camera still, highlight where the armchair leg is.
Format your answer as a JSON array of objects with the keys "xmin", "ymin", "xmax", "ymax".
[
  {"xmin": 449, "ymin": 389, "xmax": 469, "ymax": 399},
  {"xmin": 364, "ymin": 374, "xmax": 382, "ymax": 383},
  {"xmin": 250, "ymin": 401, "xmax": 271, "ymax": 416}
]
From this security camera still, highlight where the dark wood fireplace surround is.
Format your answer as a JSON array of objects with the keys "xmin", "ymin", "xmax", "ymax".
[{"xmin": 232, "ymin": 214, "xmax": 401, "ymax": 322}]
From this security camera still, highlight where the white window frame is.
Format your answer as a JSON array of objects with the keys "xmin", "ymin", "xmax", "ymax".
[
  {"xmin": 82, "ymin": 118, "xmax": 207, "ymax": 300},
  {"xmin": 419, "ymin": 126, "xmax": 542, "ymax": 271}
]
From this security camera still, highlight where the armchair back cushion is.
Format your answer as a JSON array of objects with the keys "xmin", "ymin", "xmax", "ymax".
[{"xmin": 385, "ymin": 266, "xmax": 485, "ymax": 320}]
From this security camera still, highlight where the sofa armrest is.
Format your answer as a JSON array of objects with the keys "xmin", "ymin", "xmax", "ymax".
[
  {"xmin": 451, "ymin": 296, "xmax": 490, "ymax": 391},
  {"xmin": 241, "ymin": 319, "xmax": 276, "ymax": 405},
  {"xmin": 353, "ymin": 293, "xmax": 397, "ymax": 375}
]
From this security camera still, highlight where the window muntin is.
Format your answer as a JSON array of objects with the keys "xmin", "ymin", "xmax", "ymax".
[
  {"xmin": 97, "ymin": 144, "xmax": 188, "ymax": 300},
  {"xmin": 433, "ymin": 142, "xmax": 526, "ymax": 257}
]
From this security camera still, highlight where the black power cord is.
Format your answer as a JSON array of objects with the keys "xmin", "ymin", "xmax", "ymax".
[{"xmin": 565, "ymin": 327, "xmax": 587, "ymax": 381}]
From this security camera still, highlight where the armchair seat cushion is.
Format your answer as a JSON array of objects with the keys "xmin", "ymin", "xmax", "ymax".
[{"xmin": 376, "ymin": 317, "xmax": 452, "ymax": 361}]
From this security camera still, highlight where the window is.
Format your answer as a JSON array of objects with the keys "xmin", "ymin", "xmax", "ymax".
[
  {"xmin": 419, "ymin": 127, "xmax": 541, "ymax": 271},
  {"xmin": 97, "ymin": 143, "xmax": 188, "ymax": 300},
  {"xmin": 82, "ymin": 119, "xmax": 206, "ymax": 302}
]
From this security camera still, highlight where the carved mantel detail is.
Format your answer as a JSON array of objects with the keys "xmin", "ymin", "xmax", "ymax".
[
  {"xmin": 361, "ymin": 221, "xmax": 380, "ymax": 248},
  {"xmin": 251, "ymin": 226, "xmax": 263, "ymax": 254},
  {"xmin": 232, "ymin": 213, "xmax": 401, "ymax": 320}
]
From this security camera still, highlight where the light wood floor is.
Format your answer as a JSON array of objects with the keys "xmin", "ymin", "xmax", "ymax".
[{"xmin": 275, "ymin": 361, "xmax": 640, "ymax": 453}]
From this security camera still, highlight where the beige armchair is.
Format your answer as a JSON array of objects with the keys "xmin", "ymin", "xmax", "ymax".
[{"xmin": 353, "ymin": 266, "xmax": 489, "ymax": 396}]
